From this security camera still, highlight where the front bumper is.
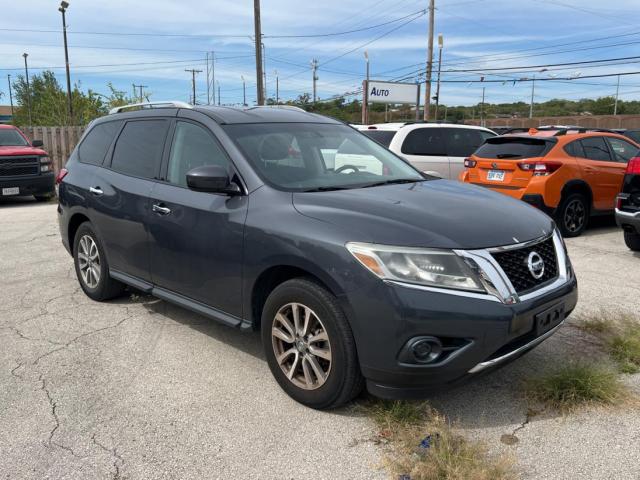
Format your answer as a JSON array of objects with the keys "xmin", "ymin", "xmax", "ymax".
[
  {"xmin": 615, "ymin": 207, "xmax": 640, "ymax": 234},
  {"xmin": 358, "ymin": 277, "xmax": 577, "ymax": 400},
  {"xmin": 0, "ymin": 173, "xmax": 55, "ymax": 197}
]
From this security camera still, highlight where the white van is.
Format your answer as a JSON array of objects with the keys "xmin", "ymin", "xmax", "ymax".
[{"xmin": 358, "ymin": 123, "xmax": 496, "ymax": 179}]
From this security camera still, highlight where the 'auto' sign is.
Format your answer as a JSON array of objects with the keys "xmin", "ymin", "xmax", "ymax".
[{"xmin": 366, "ymin": 81, "xmax": 419, "ymax": 104}]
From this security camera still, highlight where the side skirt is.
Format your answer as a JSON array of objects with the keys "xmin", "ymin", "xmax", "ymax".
[{"xmin": 110, "ymin": 269, "xmax": 252, "ymax": 330}]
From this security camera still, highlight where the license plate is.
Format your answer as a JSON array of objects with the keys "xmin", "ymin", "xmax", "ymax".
[
  {"xmin": 534, "ymin": 303, "xmax": 565, "ymax": 336},
  {"xmin": 2, "ymin": 187, "xmax": 19, "ymax": 196},
  {"xmin": 487, "ymin": 170, "xmax": 505, "ymax": 182}
]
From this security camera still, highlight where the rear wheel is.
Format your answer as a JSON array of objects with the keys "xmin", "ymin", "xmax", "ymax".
[
  {"xmin": 261, "ymin": 278, "xmax": 364, "ymax": 409},
  {"xmin": 73, "ymin": 222, "xmax": 125, "ymax": 301},
  {"xmin": 556, "ymin": 193, "xmax": 589, "ymax": 237},
  {"xmin": 624, "ymin": 231, "xmax": 640, "ymax": 251}
]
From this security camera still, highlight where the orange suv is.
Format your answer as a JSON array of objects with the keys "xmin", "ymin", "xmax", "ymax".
[{"xmin": 460, "ymin": 128, "xmax": 640, "ymax": 236}]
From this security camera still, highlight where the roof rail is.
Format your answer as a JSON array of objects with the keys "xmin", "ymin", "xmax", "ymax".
[
  {"xmin": 244, "ymin": 105, "xmax": 307, "ymax": 112},
  {"xmin": 553, "ymin": 127, "xmax": 615, "ymax": 136},
  {"xmin": 108, "ymin": 100, "xmax": 193, "ymax": 115}
]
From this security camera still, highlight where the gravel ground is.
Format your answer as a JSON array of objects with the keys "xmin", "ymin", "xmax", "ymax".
[{"xmin": 0, "ymin": 198, "xmax": 638, "ymax": 479}]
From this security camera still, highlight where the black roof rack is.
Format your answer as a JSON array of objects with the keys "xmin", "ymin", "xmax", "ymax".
[{"xmin": 553, "ymin": 127, "xmax": 617, "ymax": 136}]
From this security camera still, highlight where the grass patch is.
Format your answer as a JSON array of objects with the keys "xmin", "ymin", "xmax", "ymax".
[
  {"xmin": 525, "ymin": 362, "xmax": 627, "ymax": 411},
  {"xmin": 578, "ymin": 313, "xmax": 640, "ymax": 374},
  {"xmin": 361, "ymin": 400, "xmax": 516, "ymax": 480}
]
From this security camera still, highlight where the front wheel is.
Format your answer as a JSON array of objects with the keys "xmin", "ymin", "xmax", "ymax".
[
  {"xmin": 624, "ymin": 231, "xmax": 640, "ymax": 251},
  {"xmin": 556, "ymin": 193, "xmax": 589, "ymax": 237},
  {"xmin": 261, "ymin": 278, "xmax": 364, "ymax": 409}
]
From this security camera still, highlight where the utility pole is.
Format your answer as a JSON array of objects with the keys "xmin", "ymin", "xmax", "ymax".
[
  {"xmin": 274, "ymin": 70, "xmax": 279, "ymax": 104},
  {"xmin": 262, "ymin": 43, "xmax": 267, "ymax": 101},
  {"xmin": 7, "ymin": 74, "xmax": 14, "ymax": 117},
  {"xmin": 434, "ymin": 33, "xmax": 443, "ymax": 121},
  {"xmin": 241, "ymin": 76, "xmax": 246, "ymax": 106},
  {"xmin": 362, "ymin": 51, "xmax": 370, "ymax": 124},
  {"xmin": 254, "ymin": 0, "xmax": 265, "ymax": 105},
  {"xmin": 132, "ymin": 83, "xmax": 148, "ymax": 103},
  {"xmin": 529, "ymin": 75, "xmax": 536, "ymax": 119},
  {"xmin": 22, "ymin": 53, "xmax": 32, "ymax": 125},
  {"xmin": 311, "ymin": 59, "xmax": 319, "ymax": 103},
  {"xmin": 614, "ymin": 74, "xmax": 620, "ymax": 115},
  {"xmin": 423, "ymin": 0, "xmax": 435, "ymax": 121},
  {"xmin": 185, "ymin": 69, "xmax": 201, "ymax": 105},
  {"xmin": 206, "ymin": 52, "xmax": 217, "ymax": 105},
  {"xmin": 480, "ymin": 87, "xmax": 486, "ymax": 127},
  {"xmin": 59, "ymin": 1, "xmax": 73, "ymax": 123},
  {"xmin": 217, "ymin": 81, "xmax": 221, "ymax": 106}
]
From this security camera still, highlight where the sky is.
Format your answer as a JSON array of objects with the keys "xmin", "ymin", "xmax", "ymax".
[{"xmin": 0, "ymin": 0, "xmax": 639, "ymax": 108}]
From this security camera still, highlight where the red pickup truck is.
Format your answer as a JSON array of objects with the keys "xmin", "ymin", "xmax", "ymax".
[{"xmin": 0, "ymin": 125, "xmax": 55, "ymax": 201}]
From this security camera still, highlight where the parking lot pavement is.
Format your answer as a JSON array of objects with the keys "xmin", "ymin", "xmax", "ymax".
[{"xmin": 1, "ymin": 201, "xmax": 638, "ymax": 480}]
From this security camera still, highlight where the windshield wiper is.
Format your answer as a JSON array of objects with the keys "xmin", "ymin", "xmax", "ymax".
[
  {"xmin": 302, "ymin": 185, "xmax": 354, "ymax": 192},
  {"xmin": 359, "ymin": 178, "xmax": 421, "ymax": 189}
]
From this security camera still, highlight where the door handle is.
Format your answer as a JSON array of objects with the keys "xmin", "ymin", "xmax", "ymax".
[
  {"xmin": 152, "ymin": 203, "xmax": 171, "ymax": 215},
  {"xmin": 89, "ymin": 186, "xmax": 103, "ymax": 196}
]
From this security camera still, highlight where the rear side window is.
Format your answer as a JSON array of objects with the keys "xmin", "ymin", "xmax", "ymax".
[
  {"xmin": 78, "ymin": 121, "xmax": 121, "ymax": 166},
  {"xmin": 110, "ymin": 120, "xmax": 169, "ymax": 179},
  {"xmin": 445, "ymin": 128, "xmax": 495, "ymax": 157},
  {"xmin": 624, "ymin": 131, "xmax": 640, "ymax": 143},
  {"xmin": 606, "ymin": 137, "xmax": 638, "ymax": 163},
  {"xmin": 563, "ymin": 140, "xmax": 585, "ymax": 158},
  {"xmin": 401, "ymin": 128, "xmax": 446, "ymax": 156},
  {"xmin": 474, "ymin": 137, "xmax": 552, "ymax": 159},
  {"xmin": 361, "ymin": 130, "xmax": 396, "ymax": 147},
  {"xmin": 580, "ymin": 137, "xmax": 612, "ymax": 162}
]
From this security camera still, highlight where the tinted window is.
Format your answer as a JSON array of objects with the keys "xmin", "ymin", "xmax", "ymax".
[
  {"xmin": 606, "ymin": 137, "xmax": 638, "ymax": 163},
  {"xmin": 445, "ymin": 128, "xmax": 495, "ymax": 157},
  {"xmin": 564, "ymin": 140, "xmax": 585, "ymax": 158},
  {"xmin": 78, "ymin": 121, "xmax": 121, "ymax": 165},
  {"xmin": 167, "ymin": 122, "xmax": 230, "ymax": 187},
  {"xmin": 401, "ymin": 128, "xmax": 446, "ymax": 156},
  {"xmin": 110, "ymin": 120, "xmax": 168, "ymax": 179},
  {"xmin": 580, "ymin": 137, "xmax": 612, "ymax": 162},
  {"xmin": 223, "ymin": 123, "xmax": 422, "ymax": 191},
  {"xmin": 474, "ymin": 137, "xmax": 552, "ymax": 159},
  {"xmin": 361, "ymin": 130, "xmax": 396, "ymax": 147},
  {"xmin": 624, "ymin": 130, "xmax": 640, "ymax": 143},
  {"xmin": 0, "ymin": 129, "xmax": 28, "ymax": 146}
]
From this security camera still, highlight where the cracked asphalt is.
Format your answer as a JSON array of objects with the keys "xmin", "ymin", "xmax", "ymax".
[{"xmin": 1, "ymin": 198, "xmax": 639, "ymax": 480}]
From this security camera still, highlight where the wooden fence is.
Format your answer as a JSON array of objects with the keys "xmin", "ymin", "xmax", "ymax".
[
  {"xmin": 21, "ymin": 126, "xmax": 85, "ymax": 173},
  {"xmin": 465, "ymin": 114, "xmax": 640, "ymax": 130}
]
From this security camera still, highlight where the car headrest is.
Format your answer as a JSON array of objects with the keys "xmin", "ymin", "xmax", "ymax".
[{"xmin": 260, "ymin": 134, "xmax": 291, "ymax": 160}]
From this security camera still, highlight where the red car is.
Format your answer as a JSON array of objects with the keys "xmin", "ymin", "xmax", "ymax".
[{"xmin": 0, "ymin": 125, "xmax": 55, "ymax": 201}]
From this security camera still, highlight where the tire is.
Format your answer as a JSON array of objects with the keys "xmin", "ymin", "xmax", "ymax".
[
  {"xmin": 624, "ymin": 231, "xmax": 640, "ymax": 251},
  {"xmin": 34, "ymin": 193, "xmax": 55, "ymax": 202},
  {"xmin": 555, "ymin": 193, "xmax": 589, "ymax": 237},
  {"xmin": 73, "ymin": 222, "xmax": 125, "ymax": 301},
  {"xmin": 261, "ymin": 278, "xmax": 364, "ymax": 409}
]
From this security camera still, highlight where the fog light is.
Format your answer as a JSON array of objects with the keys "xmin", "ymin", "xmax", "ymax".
[{"xmin": 409, "ymin": 337, "xmax": 443, "ymax": 364}]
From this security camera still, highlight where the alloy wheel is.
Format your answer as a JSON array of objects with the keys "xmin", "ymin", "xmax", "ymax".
[
  {"xmin": 271, "ymin": 302, "xmax": 332, "ymax": 390},
  {"xmin": 564, "ymin": 199, "xmax": 585, "ymax": 234},
  {"xmin": 77, "ymin": 234, "xmax": 101, "ymax": 289}
]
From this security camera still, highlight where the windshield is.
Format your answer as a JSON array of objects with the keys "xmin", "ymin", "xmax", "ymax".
[
  {"xmin": 223, "ymin": 123, "xmax": 424, "ymax": 191},
  {"xmin": 0, "ymin": 129, "xmax": 29, "ymax": 147}
]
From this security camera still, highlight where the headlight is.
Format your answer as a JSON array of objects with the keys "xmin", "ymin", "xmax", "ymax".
[
  {"xmin": 39, "ymin": 156, "xmax": 51, "ymax": 164},
  {"xmin": 346, "ymin": 242, "xmax": 485, "ymax": 292}
]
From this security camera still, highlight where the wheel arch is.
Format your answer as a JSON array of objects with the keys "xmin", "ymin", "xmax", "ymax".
[
  {"xmin": 561, "ymin": 179, "xmax": 593, "ymax": 210},
  {"xmin": 67, "ymin": 212, "xmax": 91, "ymax": 251},
  {"xmin": 248, "ymin": 261, "xmax": 345, "ymax": 331}
]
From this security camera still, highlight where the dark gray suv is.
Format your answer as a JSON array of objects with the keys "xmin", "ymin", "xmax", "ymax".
[{"xmin": 57, "ymin": 102, "xmax": 578, "ymax": 409}]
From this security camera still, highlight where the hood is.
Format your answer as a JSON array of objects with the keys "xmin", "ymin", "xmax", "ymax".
[
  {"xmin": 292, "ymin": 180, "xmax": 553, "ymax": 250},
  {"xmin": 0, "ymin": 145, "xmax": 47, "ymax": 156}
]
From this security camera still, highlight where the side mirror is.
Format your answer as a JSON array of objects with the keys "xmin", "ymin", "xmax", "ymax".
[
  {"xmin": 186, "ymin": 165, "xmax": 242, "ymax": 195},
  {"xmin": 32, "ymin": 139, "xmax": 44, "ymax": 147}
]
